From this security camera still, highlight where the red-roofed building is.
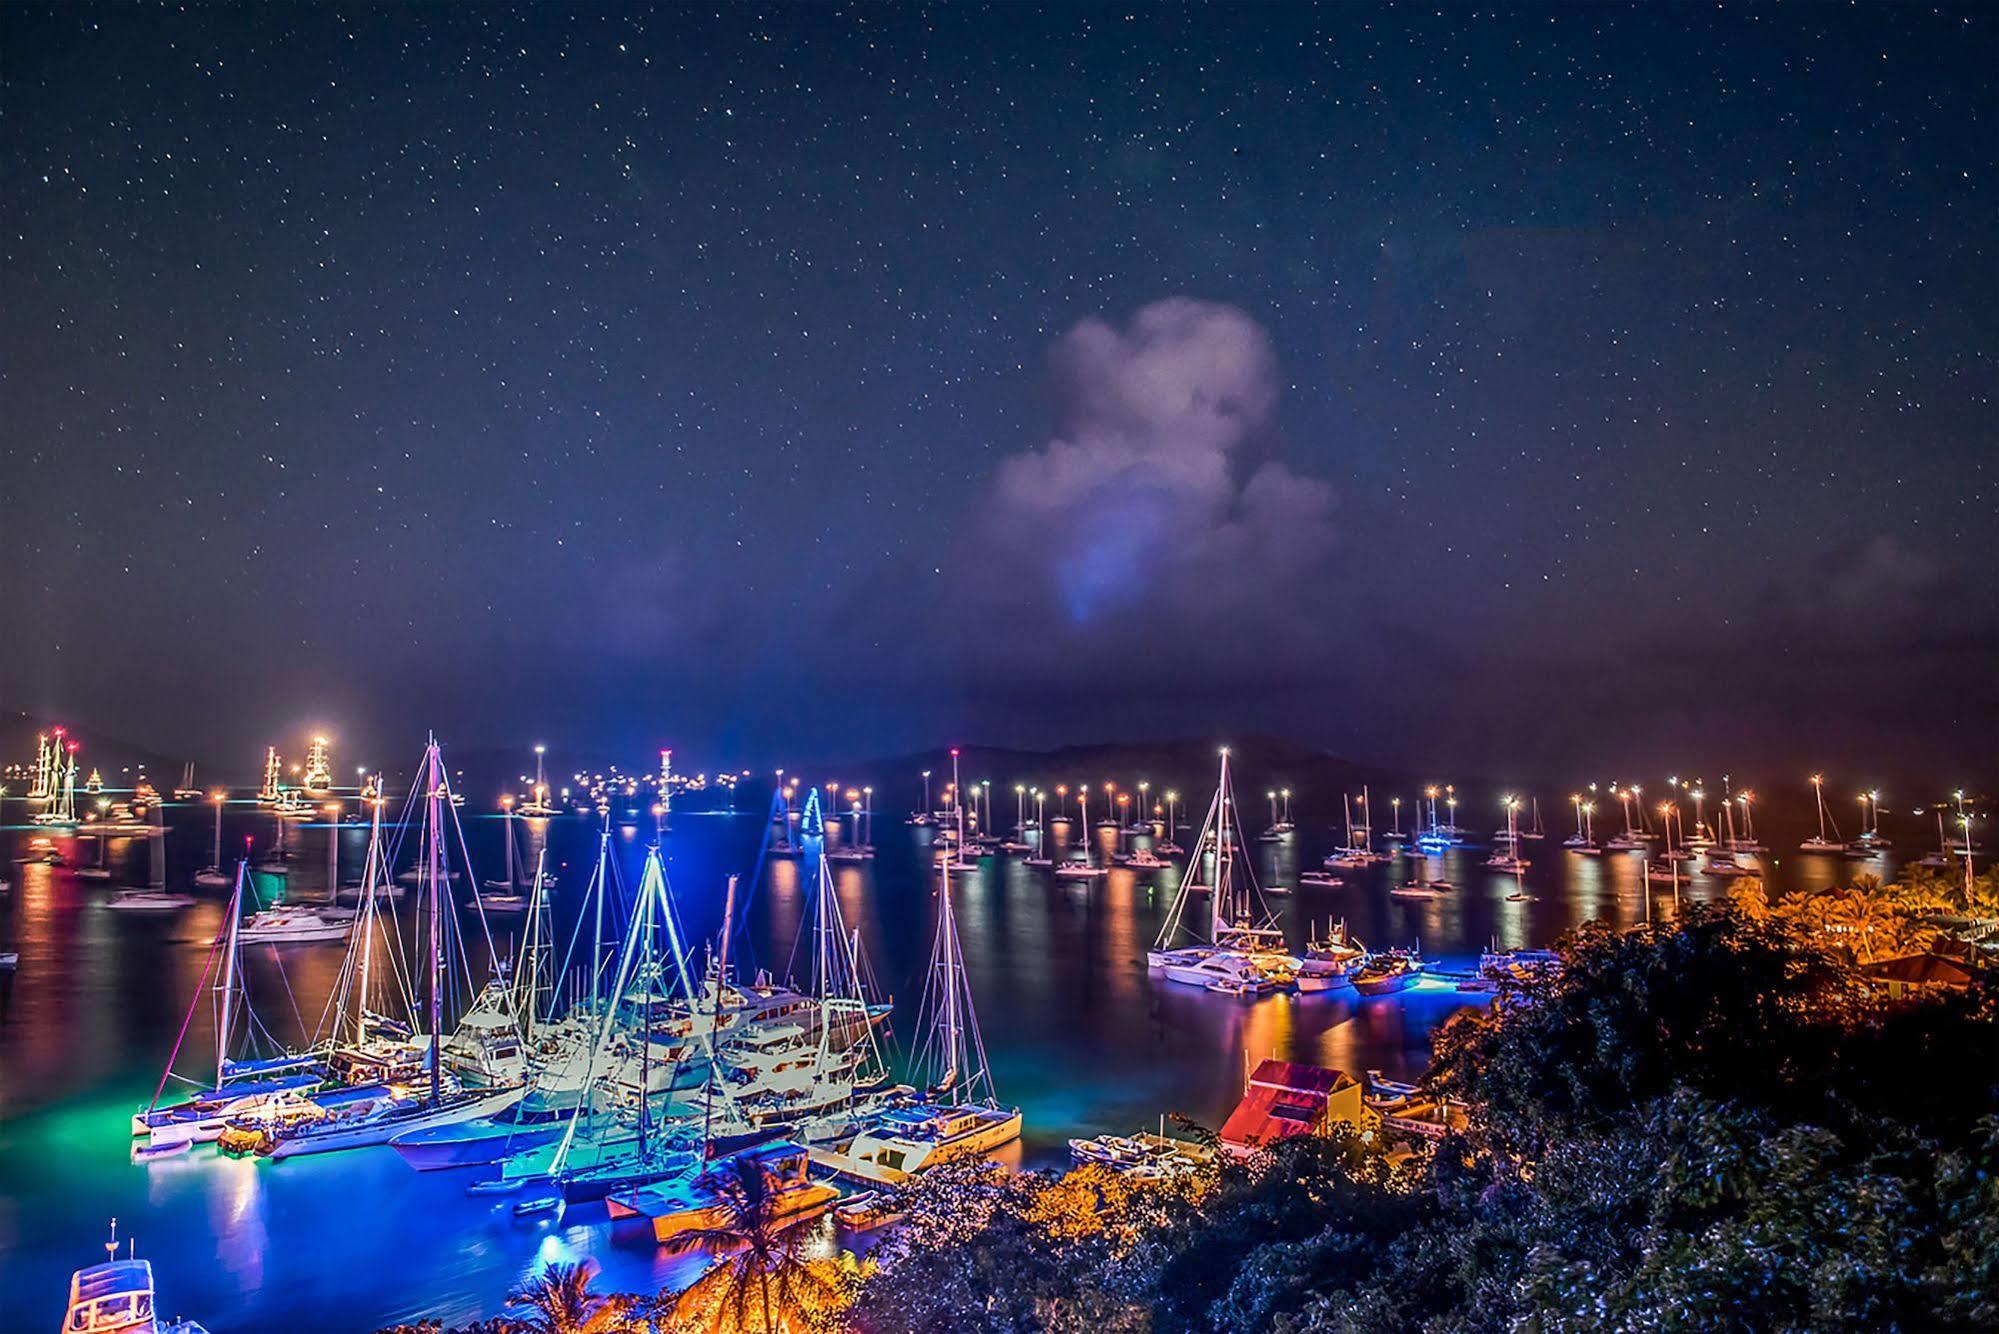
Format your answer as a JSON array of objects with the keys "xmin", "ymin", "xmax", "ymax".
[
  {"xmin": 1218, "ymin": 1059, "xmax": 1367, "ymax": 1158},
  {"xmin": 1859, "ymin": 951, "xmax": 1977, "ymax": 996}
]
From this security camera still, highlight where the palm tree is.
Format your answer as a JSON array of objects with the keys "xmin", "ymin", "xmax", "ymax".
[
  {"xmin": 665, "ymin": 1155, "xmax": 848, "ymax": 1334},
  {"xmin": 505, "ymin": 1259, "xmax": 634, "ymax": 1334}
]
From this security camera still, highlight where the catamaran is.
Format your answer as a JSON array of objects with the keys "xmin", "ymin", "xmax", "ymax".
[
  {"xmin": 842, "ymin": 853, "xmax": 1021, "ymax": 1178},
  {"xmin": 1148, "ymin": 748, "xmax": 1293, "ymax": 993}
]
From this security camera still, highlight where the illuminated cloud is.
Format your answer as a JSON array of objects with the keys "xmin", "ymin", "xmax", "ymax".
[{"xmin": 960, "ymin": 299, "xmax": 1336, "ymax": 671}]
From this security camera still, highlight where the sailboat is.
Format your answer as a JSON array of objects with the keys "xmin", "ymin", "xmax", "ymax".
[
  {"xmin": 193, "ymin": 794, "xmax": 231, "ymax": 889},
  {"xmin": 1485, "ymin": 797, "xmax": 1531, "ymax": 872},
  {"xmin": 1801, "ymin": 774, "xmax": 1844, "ymax": 854},
  {"xmin": 1023, "ymin": 792, "xmax": 1053, "ymax": 868},
  {"xmin": 474, "ymin": 823, "xmax": 693, "ymax": 1200},
  {"xmin": 939, "ymin": 750, "xmax": 983, "ymax": 873},
  {"xmin": 517, "ymin": 744, "xmax": 557, "ymax": 817},
  {"xmin": 227, "ymin": 738, "xmax": 524, "ymax": 1160},
  {"xmin": 172, "ymin": 763, "xmax": 203, "ymax": 802},
  {"xmin": 480, "ymin": 799, "xmax": 533, "ymax": 911},
  {"xmin": 844, "ymin": 855, "xmax": 1022, "ymax": 1179},
  {"xmin": 30, "ymin": 731, "xmax": 79, "ymax": 827},
  {"xmin": 1604, "ymin": 787, "xmax": 1646, "ymax": 852},
  {"xmin": 132, "ymin": 863, "xmax": 327, "ymax": 1151},
  {"xmin": 1325, "ymin": 793, "xmax": 1373, "ymax": 869},
  {"xmin": 404, "ymin": 845, "xmax": 691, "ymax": 1177},
  {"xmin": 1147, "ymin": 748, "xmax": 1292, "ymax": 995}
]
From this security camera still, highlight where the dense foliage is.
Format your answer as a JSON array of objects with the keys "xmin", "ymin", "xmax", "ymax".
[
  {"xmin": 851, "ymin": 908, "xmax": 1998, "ymax": 1332},
  {"xmin": 382, "ymin": 903, "xmax": 1998, "ymax": 1332}
]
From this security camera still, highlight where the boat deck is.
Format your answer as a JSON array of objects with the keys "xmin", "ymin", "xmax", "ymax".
[{"xmin": 808, "ymin": 1145, "xmax": 910, "ymax": 1185}]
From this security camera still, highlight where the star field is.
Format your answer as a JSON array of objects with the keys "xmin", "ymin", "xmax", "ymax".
[{"xmin": 1, "ymin": 4, "xmax": 1992, "ymax": 780}]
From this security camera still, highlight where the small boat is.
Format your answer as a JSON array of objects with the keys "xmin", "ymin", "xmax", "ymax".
[
  {"xmin": 1159, "ymin": 950, "xmax": 1281, "ymax": 995},
  {"xmin": 106, "ymin": 890, "xmax": 195, "ymax": 913},
  {"xmin": 239, "ymin": 906, "xmax": 353, "ymax": 944},
  {"xmin": 1389, "ymin": 880, "xmax": 1448, "ymax": 899},
  {"xmin": 824, "ymin": 844, "xmax": 876, "ymax": 863},
  {"xmin": 1351, "ymin": 953, "xmax": 1421, "ymax": 996},
  {"xmin": 1052, "ymin": 860, "xmax": 1106, "ymax": 880},
  {"xmin": 1066, "ymin": 1132, "xmax": 1207, "ymax": 1180},
  {"xmin": 833, "ymin": 1189, "xmax": 905, "ymax": 1231},
  {"xmin": 63, "ymin": 1227, "xmax": 212, "ymax": 1334},
  {"xmin": 1297, "ymin": 870, "xmax": 1342, "ymax": 887},
  {"xmin": 1295, "ymin": 921, "xmax": 1363, "ymax": 992},
  {"xmin": 1068, "ymin": 1133, "xmax": 1153, "ymax": 1167},
  {"xmin": 605, "ymin": 1140, "xmax": 838, "ymax": 1243},
  {"xmin": 846, "ymin": 1100, "xmax": 1024, "ymax": 1177}
]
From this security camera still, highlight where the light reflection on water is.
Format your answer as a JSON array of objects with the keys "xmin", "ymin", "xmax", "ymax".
[{"xmin": 0, "ymin": 800, "xmax": 1893, "ymax": 1330}]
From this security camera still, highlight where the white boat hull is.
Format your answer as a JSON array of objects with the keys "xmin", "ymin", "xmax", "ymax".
[{"xmin": 269, "ymin": 1086, "xmax": 524, "ymax": 1160}]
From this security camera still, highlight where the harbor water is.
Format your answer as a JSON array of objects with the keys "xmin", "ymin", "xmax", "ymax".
[{"xmin": 0, "ymin": 795, "xmax": 1892, "ymax": 1330}]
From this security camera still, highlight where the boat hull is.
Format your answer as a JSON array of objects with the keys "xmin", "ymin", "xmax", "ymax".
[
  {"xmin": 389, "ymin": 1110, "xmax": 587, "ymax": 1171},
  {"xmin": 269, "ymin": 1086, "xmax": 524, "ymax": 1160},
  {"xmin": 612, "ymin": 1177, "xmax": 840, "ymax": 1243},
  {"xmin": 1353, "ymin": 970, "xmax": 1418, "ymax": 996}
]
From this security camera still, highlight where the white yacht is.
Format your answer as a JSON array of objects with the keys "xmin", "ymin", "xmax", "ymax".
[{"xmin": 239, "ymin": 905, "xmax": 352, "ymax": 944}]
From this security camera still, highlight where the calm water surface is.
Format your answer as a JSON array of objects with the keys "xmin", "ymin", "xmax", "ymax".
[{"xmin": 0, "ymin": 794, "xmax": 1889, "ymax": 1330}]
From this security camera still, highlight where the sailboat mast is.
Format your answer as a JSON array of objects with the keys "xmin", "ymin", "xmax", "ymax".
[
  {"xmin": 701, "ymin": 874, "xmax": 739, "ymax": 1158},
  {"xmin": 940, "ymin": 856, "xmax": 962, "ymax": 1088},
  {"xmin": 426, "ymin": 740, "xmax": 444, "ymax": 1105},
  {"xmin": 217, "ymin": 864, "xmax": 243, "ymax": 1087},
  {"xmin": 357, "ymin": 793, "xmax": 382, "ymax": 1048},
  {"xmin": 504, "ymin": 803, "xmax": 516, "ymax": 888},
  {"xmin": 590, "ymin": 811, "xmax": 610, "ymax": 1010},
  {"xmin": 1213, "ymin": 750, "xmax": 1232, "ymax": 936}
]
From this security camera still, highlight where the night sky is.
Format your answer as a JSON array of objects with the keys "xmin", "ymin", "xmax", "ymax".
[{"xmin": 2, "ymin": 5, "xmax": 1993, "ymax": 783}]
